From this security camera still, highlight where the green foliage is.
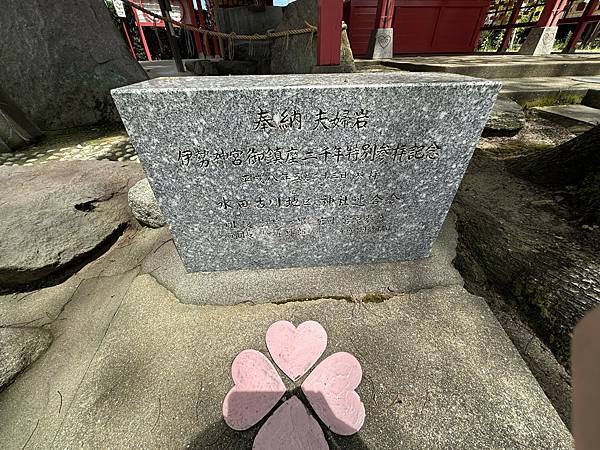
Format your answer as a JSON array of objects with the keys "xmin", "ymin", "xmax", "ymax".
[
  {"xmin": 508, "ymin": 28, "xmax": 528, "ymax": 52},
  {"xmin": 478, "ymin": 30, "xmax": 503, "ymax": 52},
  {"xmin": 523, "ymin": 93, "xmax": 584, "ymax": 109},
  {"xmin": 104, "ymin": 0, "xmax": 117, "ymax": 17}
]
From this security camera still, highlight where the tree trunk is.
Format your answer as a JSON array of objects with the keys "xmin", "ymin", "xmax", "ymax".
[
  {"xmin": 507, "ymin": 125, "xmax": 600, "ymax": 224},
  {"xmin": 453, "ymin": 154, "xmax": 600, "ymax": 368},
  {"xmin": 508, "ymin": 124, "xmax": 599, "ymax": 186}
]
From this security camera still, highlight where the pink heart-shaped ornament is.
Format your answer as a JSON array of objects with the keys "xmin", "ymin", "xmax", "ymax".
[
  {"xmin": 223, "ymin": 349, "xmax": 286, "ymax": 430},
  {"xmin": 266, "ymin": 320, "xmax": 327, "ymax": 381},
  {"xmin": 253, "ymin": 396, "xmax": 328, "ymax": 450},
  {"xmin": 301, "ymin": 352, "xmax": 365, "ymax": 435}
]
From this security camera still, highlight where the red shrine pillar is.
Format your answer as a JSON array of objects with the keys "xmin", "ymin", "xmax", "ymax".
[
  {"xmin": 564, "ymin": 0, "xmax": 599, "ymax": 53},
  {"xmin": 519, "ymin": 0, "xmax": 568, "ymax": 55},
  {"xmin": 317, "ymin": 0, "xmax": 343, "ymax": 66},
  {"xmin": 187, "ymin": 0, "xmax": 205, "ymax": 58},
  {"xmin": 367, "ymin": 0, "xmax": 394, "ymax": 59}
]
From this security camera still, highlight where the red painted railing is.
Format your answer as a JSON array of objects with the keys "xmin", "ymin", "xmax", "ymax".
[{"xmin": 481, "ymin": 0, "xmax": 600, "ymax": 52}]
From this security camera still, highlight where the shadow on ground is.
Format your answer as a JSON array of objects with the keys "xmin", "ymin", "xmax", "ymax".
[{"xmin": 187, "ymin": 388, "xmax": 369, "ymax": 449}]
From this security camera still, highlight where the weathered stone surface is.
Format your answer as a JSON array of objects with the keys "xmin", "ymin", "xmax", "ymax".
[
  {"xmin": 185, "ymin": 60, "xmax": 264, "ymax": 76},
  {"xmin": 0, "ymin": 327, "xmax": 52, "ymax": 391},
  {"xmin": 0, "ymin": 274, "xmax": 572, "ymax": 449},
  {"xmin": 270, "ymin": 0, "xmax": 355, "ymax": 74},
  {"xmin": 140, "ymin": 216, "xmax": 463, "ymax": 305},
  {"xmin": 216, "ymin": 5, "xmax": 282, "ymax": 74},
  {"xmin": 185, "ymin": 60, "xmax": 219, "ymax": 76},
  {"xmin": 0, "ymin": 211, "xmax": 572, "ymax": 449},
  {"xmin": 113, "ymin": 73, "xmax": 499, "ymax": 272},
  {"xmin": 128, "ymin": 178, "xmax": 166, "ymax": 228},
  {"xmin": 484, "ymin": 98, "xmax": 526, "ymax": 137},
  {"xmin": 216, "ymin": 60, "xmax": 260, "ymax": 76},
  {"xmin": 534, "ymin": 104, "xmax": 600, "ymax": 128},
  {"xmin": 0, "ymin": 161, "xmax": 143, "ymax": 287},
  {"xmin": 0, "ymin": 86, "xmax": 43, "ymax": 150},
  {"xmin": 0, "ymin": 0, "xmax": 147, "ymax": 130}
]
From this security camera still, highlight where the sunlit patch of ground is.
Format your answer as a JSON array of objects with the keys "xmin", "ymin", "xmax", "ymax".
[{"xmin": 0, "ymin": 123, "xmax": 137, "ymax": 167}]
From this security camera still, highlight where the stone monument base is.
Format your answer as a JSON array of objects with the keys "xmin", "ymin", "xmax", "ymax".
[
  {"xmin": 519, "ymin": 26, "xmax": 558, "ymax": 56},
  {"xmin": 367, "ymin": 28, "xmax": 394, "ymax": 60}
]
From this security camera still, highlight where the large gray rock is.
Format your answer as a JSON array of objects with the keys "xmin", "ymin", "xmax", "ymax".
[
  {"xmin": 0, "ymin": 161, "xmax": 143, "ymax": 287},
  {"xmin": 484, "ymin": 98, "xmax": 526, "ymax": 137},
  {"xmin": 0, "ymin": 87, "xmax": 43, "ymax": 150},
  {"xmin": 0, "ymin": 327, "xmax": 52, "ymax": 391},
  {"xmin": 216, "ymin": 5, "xmax": 282, "ymax": 74},
  {"xmin": 0, "ymin": 0, "xmax": 147, "ymax": 131},
  {"xmin": 128, "ymin": 178, "xmax": 166, "ymax": 228},
  {"xmin": 0, "ymin": 274, "xmax": 572, "ymax": 448},
  {"xmin": 270, "ymin": 0, "xmax": 355, "ymax": 74}
]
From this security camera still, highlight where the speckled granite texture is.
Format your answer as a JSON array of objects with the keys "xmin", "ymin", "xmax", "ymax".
[{"xmin": 112, "ymin": 73, "xmax": 500, "ymax": 272}]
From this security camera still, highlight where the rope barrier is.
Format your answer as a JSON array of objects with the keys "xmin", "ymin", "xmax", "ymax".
[{"xmin": 123, "ymin": 0, "xmax": 318, "ymax": 41}]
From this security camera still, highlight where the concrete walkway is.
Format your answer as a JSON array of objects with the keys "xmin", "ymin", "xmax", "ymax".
[
  {"xmin": 500, "ymin": 76, "xmax": 600, "ymax": 102},
  {"xmin": 0, "ymin": 212, "xmax": 572, "ymax": 448},
  {"xmin": 357, "ymin": 54, "xmax": 600, "ymax": 104},
  {"xmin": 359, "ymin": 54, "xmax": 600, "ymax": 78}
]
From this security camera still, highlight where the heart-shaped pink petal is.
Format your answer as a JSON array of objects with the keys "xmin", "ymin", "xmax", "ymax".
[
  {"xmin": 301, "ymin": 352, "xmax": 365, "ymax": 436},
  {"xmin": 223, "ymin": 349, "xmax": 286, "ymax": 430},
  {"xmin": 253, "ymin": 396, "xmax": 328, "ymax": 450},
  {"xmin": 266, "ymin": 320, "xmax": 328, "ymax": 381}
]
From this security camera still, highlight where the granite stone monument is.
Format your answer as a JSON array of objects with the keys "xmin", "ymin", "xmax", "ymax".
[{"xmin": 112, "ymin": 73, "xmax": 500, "ymax": 272}]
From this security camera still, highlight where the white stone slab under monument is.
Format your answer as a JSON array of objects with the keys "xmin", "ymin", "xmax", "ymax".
[{"xmin": 112, "ymin": 73, "xmax": 500, "ymax": 272}]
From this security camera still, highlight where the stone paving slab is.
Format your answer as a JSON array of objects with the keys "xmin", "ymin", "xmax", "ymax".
[
  {"xmin": 362, "ymin": 54, "xmax": 600, "ymax": 79},
  {"xmin": 534, "ymin": 104, "xmax": 600, "ymax": 127},
  {"xmin": 500, "ymin": 77, "xmax": 600, "ymax": 98},
  {"xmin": 0, "ymin": 274, "xmax": 572, "ymax": 449},
  {"xmin": 141, "ymin": 216, "xmax": 463, "ymax": 305}
]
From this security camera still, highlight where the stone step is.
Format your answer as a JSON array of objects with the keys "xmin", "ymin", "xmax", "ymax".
[
  {"xmin": 499, "ymin": 76, "xmax": 600, "ymax": 104},
  {"xmin": 357, "ymin": 54, "xmax": 600, "ymax": 79},
  {"xmin": 355, "ymin": 61, "xmax": 600, "ymax": 105},
  {"xmin": 533, "ymin": 104, "xmax": 600, "ymax": 128}
]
